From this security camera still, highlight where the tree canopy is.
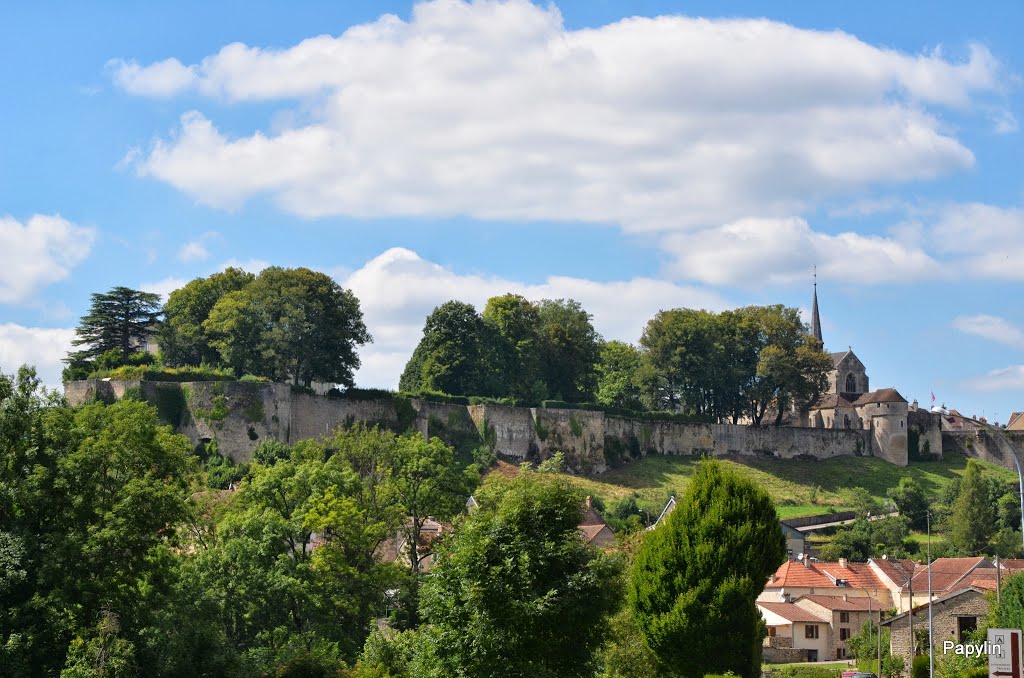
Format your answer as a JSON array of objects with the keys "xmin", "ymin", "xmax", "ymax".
[
  {"xmin": 68, "ymin": 286, "xmax": 162, "ymax": 363},
  {"xmin": 160, "ymin": 267, "xmax": 255, "ymax": 367},
  {"xmin": 416, "ymin": 474, "xmax": 621, "ymax": 677},
  {"xmin": 203, "ymin": 266, "xmax": 372, "ymax": 386},
  {"xmin": 630, "ymin": 459, "xmax": 785, "ymax": 677}
]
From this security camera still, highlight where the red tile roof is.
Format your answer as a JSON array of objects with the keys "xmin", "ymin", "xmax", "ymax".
[
  {"xmin": 797, "ymin": 595, "xmax": 876, "ymax": 611},
  {"xmin": 769, "ymin": 560, "xmax": 886, "ymax": 591},
  {"xmin": 870, "ymin": 557, "xmax": 916, "ymax": 587},
  {"xmin": 853, "ymin": 388, "xmax": 907, "ymax": 406},
  {"xmin": 906, "ymin": 557, "xmax": 991, "ymax": 593},
  {"xmin": 758, "ymin": 601, "xmax": 828, "ymax": 624}
]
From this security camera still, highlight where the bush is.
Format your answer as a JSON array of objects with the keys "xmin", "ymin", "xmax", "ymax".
[
  {"xmin": 238, "ymin": 374, "xmax": 270, "ymax": 383},
  {"xmin": 338, "ymin": 387, "xmax": 397, "ymax": 401},
  {"xmin": 468, "ymin": 395, "xmax": 525, "ymax": 407},
  {"xmin": 87, "ymin": 364, "xmax": 236, "ymax": 382},
  {"xmin": 911, "ymin": 655, "xmax": 929, "ymax": 678},
  {"xmin": 408, "ymin": 390, "xmax": 470, "ymax": 405},
  {"xmin": 542, "ymin": 399, "xmax": 574, "ymax": 409}
]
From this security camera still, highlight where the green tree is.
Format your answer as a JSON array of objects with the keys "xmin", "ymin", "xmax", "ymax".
[
  {"xmin": 595, "ymin": 341, "xmax": 644, "ymax": 410},
  {"xmin": 417, "ymin": 474, "xmax": 621, "ymax": 677},
  {"xmin": 536, "ymin": 298, "xmax": 602, "ymax": 403},
  {"xmin": 948, "ymin": 459, "xmax": 996, "ymax": 555},
  {"xmin": 0, "ymin": 366, "xmax": 194, "ymax": 676},
  {"xmin": 481, "ymin": 293, "xmax": 546, "ymax": 401},
  {"xmin": 630, "ymin": 459, "xmax": 786, "ymax": 678},
  {"xmin": 399, "ymin": 301, "xmax": 498, "ymax": 396},
  {"xmin": 740, "ymin": 305, "xmax": 831, "ymax": 426},
  {"xmin": 993, "ymin": 571, "xmax": 1024, "ymax": 630},
  {"xmin": 204, "ymin": 267, "xmax": 371, "ymax": 387},
  {"xmin": 888, "ymin": 476, "xmax": 929, "ymax": 531},
  {"xmin": 67, "ymin": 286, "xmax": 161, "ymax": 364},
  {"xmin": 160, "ymin": 267, "xmax": 255, "ymax": 367}
]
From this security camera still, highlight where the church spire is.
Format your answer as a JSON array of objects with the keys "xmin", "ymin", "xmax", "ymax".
[{"xmin": 811, "ymin": 268, "xmax": 822, "ymax": 345}]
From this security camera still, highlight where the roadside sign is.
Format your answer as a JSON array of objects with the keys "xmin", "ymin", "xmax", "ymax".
[{"xmin": 989, "ymin": 628, "xmax": 1023, "ymax": 678}]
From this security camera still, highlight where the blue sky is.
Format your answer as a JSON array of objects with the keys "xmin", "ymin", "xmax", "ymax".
[{"xmin": 1, "ymin": 0, "xmax": 1022, "ymax": 424}]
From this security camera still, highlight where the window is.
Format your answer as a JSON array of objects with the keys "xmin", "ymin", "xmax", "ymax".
[
  {"xmin": 840, "ymin": 627, "xmax": 851, "ymax": 640},
  {"xmin": 839, "ymin": 611, "xmax": 850, "ymax": 623},
  {"xmin": 836, "ymin": 648, "xmax": 846, "ymax": 659},
  {"xmin": 768, "ymin": 626, "xmax": 776, "ymax": 637},
  {"xmin": 958, "ymin": 616, "xmax": 978, "ymax": 641},
  {"xmin": 805, "ymin": 625, "xmax": 819, "ymax": 639},
  {"xmin": 845, "ymin": 373, "xmax": 856, "ymax": 392}
]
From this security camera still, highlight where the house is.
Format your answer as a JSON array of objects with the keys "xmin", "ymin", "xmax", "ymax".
[
  {"xmin": 1006, "ymin": 411, "xmax": 1024, "ymax": 431},
  {"xmin": 779, "ymin": 521, "xmax": 807, "ymax": 560},
  {"xmin": 760, "ymin": 556, "xmax": 892, "ymax": 609},
  {"xmin": 794, "ymin": 595, "xmax": 876, "ymax": 660},
  {"xmin": 881, "ymin": 586, "xmax": 991, "ymax": 668},
  {"xmin": 646, "ymin": 495, "xmax": 676, "ymax": 530},
  {"xmin": 580, "ymin": 496, "xmax": 615, "ymax": 547},
  {"xmin": 375, "ymin": 517, "xmax": 452, "ymax": 573},
  {"xmin": 758, "ymin": 601, "xmax": 831, "ymax": 663}
]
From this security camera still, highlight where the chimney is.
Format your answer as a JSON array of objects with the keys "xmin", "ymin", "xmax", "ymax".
[
  {"xmin": 843, "ymin": 593, "xmax": 848, "ymax": 602},
  {"xmin": 839, "ymin": 558, "xmax": 849, "ymax": 569},
  {"xmin": 803, "ymin": 555, "xmax": 811, "ymax": 569}
]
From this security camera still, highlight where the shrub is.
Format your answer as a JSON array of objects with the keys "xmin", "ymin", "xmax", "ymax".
[
  {"xmin": 542, "ymin": 399, "xmax": 574, "ymax": 409},
  {"xmin": 339, "ymin": 387, "xmax": 397, "ymax": 401},
  {"xmin": 408, "ymin": 390, "xmax": 470, "ymax": 405},
  {"xmin": 238, "ymin": 374, "xmax": 270, "ymax": 383}
]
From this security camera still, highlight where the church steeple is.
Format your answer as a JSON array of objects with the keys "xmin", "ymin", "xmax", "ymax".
[{"xmin": 811, "ymin": 268, "xmax": 822, "ymax": 345}]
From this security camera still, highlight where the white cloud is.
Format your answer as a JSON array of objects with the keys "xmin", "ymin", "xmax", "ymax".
[
  {"xmin": 177, "ymin": 231, "xmax": 221, "ymax": 263},
  {"xmin": 660, "ymin": 217, "xmax": 941, "ymax": 286},
  {"xmin": 109, "ymin": 57, "xmax": 197, "ymax": 97},
  {"xmin": 0, "ymin": 214, "xmax": 95, "ymax": 303},
  {"xmin": 140, "ymin": 277, "xmax": 189, "ymax": 303},
  {"xmin": 952, "ymin": 315, "xmax": 1024, "ymax": 349},
  {"xmin": 341, "ymin": 247, "xmax": 727, "ymax": 388},
  {"xmin": 966, "ymin": 365, "xmax": 1024, "ymax": 392},
  {"xmin": 932, "ymin": 203, "xmax": 1024, "ymax": 279},
  {"xmin": 0, "ymin": 324, "xmax": 75, "ymax": 388},
  {"xmin": 122, "ymin": 1, "xmax": 1000, "ymax": 229}
]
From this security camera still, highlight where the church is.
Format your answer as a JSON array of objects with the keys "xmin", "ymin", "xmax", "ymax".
[{"xmin": 801, "ymin": 280, "xmax": 911, "ymax": 466}]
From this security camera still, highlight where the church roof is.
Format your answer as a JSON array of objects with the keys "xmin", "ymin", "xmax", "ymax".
[
  {"xmin": 809, "ymin": 393, "xmax": 855, "ymax": 410},
  {"xmin": 829, "ymin": 350, "xmax": 852, "ymax": 367},
  {"xmin": 852, "ymin": 388, "xmax": 907, "ymax": 406}
]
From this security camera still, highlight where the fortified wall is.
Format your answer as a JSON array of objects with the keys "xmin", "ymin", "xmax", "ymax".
[
  {"xmin": 66, "ymin": 380, "xmax": 889, "ymax": 472},
  {"xmin": 943, "ymin": 429, "xmax": 1024, "ymax": 472}
]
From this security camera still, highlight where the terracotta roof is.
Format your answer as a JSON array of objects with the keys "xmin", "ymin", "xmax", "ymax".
[
  {"xmin": 796, "ymin": 595, "xmax": 876, "ymax": 611},
  {"xmin": 906, "ymin": 557, "xmax": 991, "ymax": 593},
  {"xmin": 853, "ymin": 388, "xmax": 908, "ymax": 406},
  {"xmin": 870, "ymin": 557, "xmax": 916, "ymax": 586},
  {"xmin": 768, "ymin": 560, "xmax": 885, "ymax": 591},
  {"xmin": 999, "ymin": 560, "xmax": 1024, "ymax": 573},
  {"xmin": 759, "ymin": 601, "xmax": 828, "ymax": 624},
  {"xmin": 580, "ymin": 523, "xmax": 612, "ymax": 544}
]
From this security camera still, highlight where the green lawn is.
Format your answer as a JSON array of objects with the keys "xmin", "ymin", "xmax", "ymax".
[{"xmin": 568, "ymin": 450, "xmax": 1015, "ymax": 519}]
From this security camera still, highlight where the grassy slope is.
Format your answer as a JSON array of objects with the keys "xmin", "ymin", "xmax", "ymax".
[{"xmin": 563, "ymin": 451, "xmax": 1016, "ymax": 520}]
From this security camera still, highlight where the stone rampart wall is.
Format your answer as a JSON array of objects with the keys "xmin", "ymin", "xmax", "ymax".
[
  {"xmin": 64, "ymin": 380, "xmax": 890, "ymax": 470},
  {"xmin": 943, "ymin": 429, "xmax": 1024, "ymax": 472}
]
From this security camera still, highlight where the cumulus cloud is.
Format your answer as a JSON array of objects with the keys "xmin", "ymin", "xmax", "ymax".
[
  {"xmin": 0, "ymin": 324, "xmax": 76, "ymax": 388},
  {"xmin": 660, "ymin": 217, "xmax": 940, "ymax": 286},
  {"xmin": 931, "ymin": 203, "xmax": 1024, "ymax": 280},
  {"xmin": 0, "ymin": 214, "xmax": 95, "ymax": 303},
  {"xmin": 177, "ymin": 231, "xmax": 221, "ymax": 263},
  {"xmin": 952, "ymin": 314, "xmax": 1024, "ymax": 349},
  {"xmin": 966, "ymin": 365, "xmax": 1024, "ymax": 392},
  {"xmin": 140, "ymin": 277, "xmax": 189, "ymax": 303},
  {"xmin": 341, "ymin": 247, "xmax": 728, "ymax": 388},
  {"xmin": 119, "ymin": 0, "xmax": 1000, "ymax": 229},
  {"xmin": 109, "ymin": 57, "xmax": 197, "ymax": 97}
]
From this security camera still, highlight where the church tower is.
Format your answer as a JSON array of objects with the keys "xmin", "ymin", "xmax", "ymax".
[{"xmin": 811, "ymin": 269, "xmax": 822, "ymax": 345}]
